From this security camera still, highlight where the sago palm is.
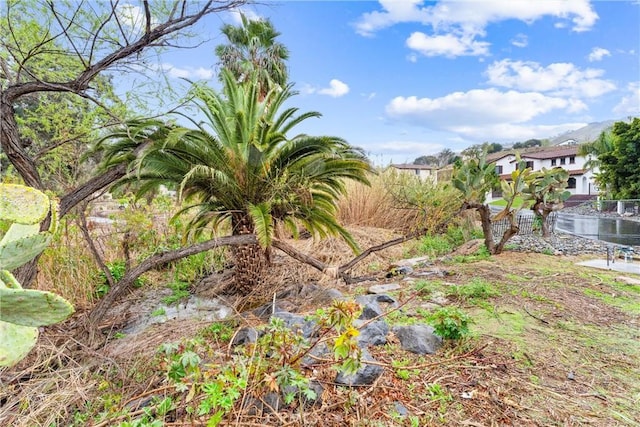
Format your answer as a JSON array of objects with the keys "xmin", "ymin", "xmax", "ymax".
[{"xmin": 98, "ymin": 71, "xmax": 372, "ymax": 295}]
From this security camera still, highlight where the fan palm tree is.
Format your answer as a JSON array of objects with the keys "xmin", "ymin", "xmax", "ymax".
[
  {"xmin": 578, "ymin": 130, "xmax": 615, "ymax": 172},
  {"xmin": 215, "ymin": 13, "xmax": 289, "ymax": 98},
  {"xmin": 99, "ymin": 71, "xmax": 372, "ymax": 295}
]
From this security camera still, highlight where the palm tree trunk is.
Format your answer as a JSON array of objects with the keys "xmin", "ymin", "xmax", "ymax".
[{"xmin": 228, "ymin": 213, "xmax": 268, "ymax": 295}]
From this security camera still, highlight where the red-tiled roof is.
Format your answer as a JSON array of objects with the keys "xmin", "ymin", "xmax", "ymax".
[
  {"xmin": 486, "ymin": 145, "xmax": 581, "ymax": 162},
  {"xmin": 520, "ymin": 146, "xmax": 579, "ymax": 159}
]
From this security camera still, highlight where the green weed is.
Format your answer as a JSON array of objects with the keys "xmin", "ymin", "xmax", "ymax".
[
  {"xmin": 428, "ymin": 307, "xmax": 471, "ymax": 340},
  {"xmin": 448, "ymin": 277, "xmax": 497, "ymax": 301}
]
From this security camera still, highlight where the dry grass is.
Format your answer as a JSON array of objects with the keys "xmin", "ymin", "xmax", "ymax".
[
  {"xmin": 337, "ymin": 173, "xmax": 418, "ymax": 230},
  {"xmin": 337, "ymin": 169, "xmax": 462, "ymax": 235}
]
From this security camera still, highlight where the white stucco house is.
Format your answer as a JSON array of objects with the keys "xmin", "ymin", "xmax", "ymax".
[
  {"xmin": 485, "ymin": 145, "xmax": 599, "ymax": 201},
  {"xmin": 390, "ymin": 164, "xmax": 439, "ymax": 183}
]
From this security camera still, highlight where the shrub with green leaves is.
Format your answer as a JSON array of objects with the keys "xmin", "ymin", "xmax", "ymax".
[{"xmin": 428, "ymin": 307, "xmax": 471, "ymax": 340}]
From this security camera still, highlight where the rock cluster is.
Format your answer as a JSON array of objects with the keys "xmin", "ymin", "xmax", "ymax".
[
  {"xmin": 507, "ymin": 233, "xmax": 619, "ymax": 256},
  {"xmin": 232, "ymin": 290, "xmax": 444, "ymax": 410}
]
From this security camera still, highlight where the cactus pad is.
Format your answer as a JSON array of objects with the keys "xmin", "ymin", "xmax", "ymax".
[
  {"xmin": 0, "ymin": 321, "xmax": 39, "ymax": 367},
  {"xmin": 0, "ymin": 183, "xmax": 75, "ymax": 367},
  {"xmin": 0, "ymin": 286, "xmax": 75, "ymax": 327},
  {"xmin": 0, "ymin": 184, "xmax": 50, "ymax": 224},
  {"xmin": 0, "ymin": 230, "xmax": 51, "ymax": 271}
]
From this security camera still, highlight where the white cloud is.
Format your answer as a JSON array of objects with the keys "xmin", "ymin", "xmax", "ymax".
[
  {"xmin": 447, "ymin": 122, "xmax": 588, "ymax": 142},
  {"xmin": 314, "ymin": 79, "xmax": 350, "ymax": 97},
  {"xmin": 407, "ymin": 53, "xmax": 418, "ymax": 63},
  {"xmin": 588, "ymin": 47, "xmax": 611, "ymax": 62},
  {"xmin": 229, "ymin": 8, "xmax": 262, "ymax": 24},
  {"xmin": 374, "ymin": 140, "xmax": 444, "ymax": 154},
  {"xmin": 160, "ymin": 63, "xmax": 214, "ymax": 80},
  {"xmin": 510, "ymin": 33, "xmax": 528, "ymax": 48},
  {"xmin": 354, "ymin": 0, "xmax": 430, "ymax": 37},
  {"xmin": 406, "ymin": 32, "xmax": 489, "ymax": 57},
  {"xmin": 354, "ymin": 0, "xmax": 597, "ymax": 58},
  {"xmin": 355, "ymin": 0, "xmax": 598, "ymax": 36},
  {"xmin": 613, "ymin": 82, "xmax": 640, "ymax": 115},
  {"xmin": 361, "ymin": 92, "xmax": 377, "ymax": 100},
  {"xmin": 302, "ymin": 80, "xmax": 350, "ymax": 97},
  {"xmin": 485, "ymin": 59, "xmax": 616, "ymax": 98},
  {"xmin": 385, "ymin": 88, "xmax": 588, "ymax": 140}
]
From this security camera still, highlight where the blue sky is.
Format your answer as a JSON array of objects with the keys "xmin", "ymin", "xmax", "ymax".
[{"xmin": 147, "ymin": 1, "xmax": 639, "ymax": 165}]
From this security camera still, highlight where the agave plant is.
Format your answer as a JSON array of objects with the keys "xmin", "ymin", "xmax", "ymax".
[{"xmin": 0, "ymin": 184, "xmax": 74, "ymax": 367}]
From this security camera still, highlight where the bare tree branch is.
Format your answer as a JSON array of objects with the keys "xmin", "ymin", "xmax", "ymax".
[{"xmin": 87, "ymin": 233, "xmax": 257, "ymax": 329}]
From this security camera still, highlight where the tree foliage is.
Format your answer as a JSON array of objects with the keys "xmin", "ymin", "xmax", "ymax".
[
  {"xmin": 513, "ymin": 139, "xmax": 543, "ymax": 149},
  {"xmin": 1, "ymin": 0, "xmax": 246, "ymax": 285},
  {"xmin": 413, "ymin": 149, "xmax": 457, "ymax": 167},
  {"xmin": 522, "ymin": 167, "xmax": 570, "ymax": 237},
  {"xmin": 215, "ymin": 13, "xmax": 289, "ymax": 97},
  {"xmin": 461, "ymin": 142, "xmax": 503, "ymax": 159},
  {"xmin": 453, "ymin": 154, "xmax": 529, "ymax": 254},
  {"xmin": 594, "ymin": 118, "xmax": 640, "ymax": 199},
  {"xmin": 1, "ymin": 0, "xmax": 246, "ymax": 211}
]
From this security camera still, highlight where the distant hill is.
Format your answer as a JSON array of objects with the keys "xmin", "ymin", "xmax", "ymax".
[{"xmin": 549, "ymin": 119, "xmax": 626, "ymax": 145}]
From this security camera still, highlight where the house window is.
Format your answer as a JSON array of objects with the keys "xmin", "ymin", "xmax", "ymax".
[
  {"xmin": 560, "ymin": 158, "xmax": 566, "ymax": 165},
  {"xmin": 551, "ymin": 159, "xmax": 556, "ymax": 166},
  {"xmin": 569, "ymin": 156, "xmax": 575, "ymax": 164},
  {"xmin": 568, "ymin": 177, "xmax": 576, "ymax": 189},
  {"xmin": 495, "ymin": 165, "xmax": 503, "ymax": 174},
  {"xmin": 415, "ymin": 169, "xmax": 420, "ymax": 176},
  {"xmin": 525, "ymin": 161, "xmax": 534, "ymax": 169}
]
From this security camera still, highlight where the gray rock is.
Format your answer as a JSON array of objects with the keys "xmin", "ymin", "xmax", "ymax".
[
  {"xmin": 394, "ymin": 402, "xmax": 409, "ymax": 416},
  {"xmin": 252, "ymin": 302, "xmax": 290, "ymax": 319},
  {"xmin": 393, "ymin": 324, "xmax": 443, "ymax": 355},
  {"xmin": 354, "ymin": 319, "xmax": 389, "ymax": 346},
  {"xmin": 301, "ymin": 342, "xmax": 330, "ymax": 368},
  {"xmin": 355, "ymin": 295, "xmax": 383, "ymax": 319},
  {"xmin": 430, "ymin": 291, "xmax": 449, "ymax": 306},
  {"xmin": 262, "ymin": 392, "xmax": 282, "ymax": 413},
  {"xmin": 335, "ymin": 348, "xmax": 383, "ymax": 386},
  {"xmin": 272, "ymin": 311, "xmax": 317, "ymax": 339},
  {"xmin": 355, "ymin": 294, "xmax": 397, "ymax": 320},
  {"xmin": 242, "ymin": 397, "xmax": 263, "ymax": 416},
  {"xmin": 231, "ymin": 327, "xmax": 260, "ymax": 347},
  {"xmin": 368, "ymin": 283, "xmax": 402, "ymax": 294},
  {"xmin": 393, "ymin": 256, "xmax": 431, "ymax": 267}
]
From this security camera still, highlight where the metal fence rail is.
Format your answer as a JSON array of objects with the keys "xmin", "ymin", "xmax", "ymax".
[
  {"xmin": 491, "ymin": 213, "xmax": 557, "ymax": 237},
  {"xmin": 594, "ymin": 199, "xmax": 640, "ymax": 215}
]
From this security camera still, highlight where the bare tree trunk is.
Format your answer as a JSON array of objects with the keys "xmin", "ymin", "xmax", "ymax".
[
  {"xmin": 494, "ymin": 220, "xmax": 519, "ymax": 255},
  {"xmin": 77, "ymin": 202, "xmax": 115, "ymax": 288},
  {"xmin": 0, "ymin": 102, "xmax": 43, "ymax": 188},
  {"xmin": 464, "ymin": 202, "xmax": 496, "ymax": 254},
  {"xmin": 87, "ymin": 234, "xmax": 257, "ymax": 329}
]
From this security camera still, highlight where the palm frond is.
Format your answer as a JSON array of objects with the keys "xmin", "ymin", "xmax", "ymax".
[{"xmin": 248, "ymin": 202, "xmax": 274, "ymax": 248}]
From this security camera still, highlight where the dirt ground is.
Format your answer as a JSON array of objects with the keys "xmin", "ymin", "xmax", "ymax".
[{"xmin": 1, "ymin": 239, "xmax": 639, "ymax": 426}]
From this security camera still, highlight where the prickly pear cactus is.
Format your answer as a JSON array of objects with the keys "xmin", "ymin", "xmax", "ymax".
[{"xmin": 0, "ymin": 184, "xmax": 75, "ymax": 367}]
